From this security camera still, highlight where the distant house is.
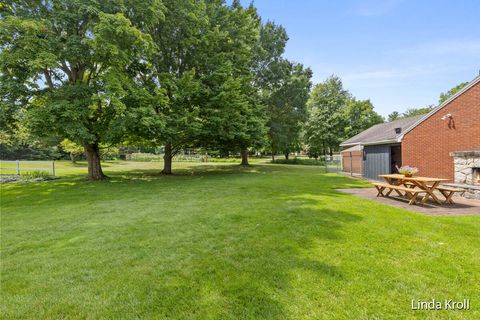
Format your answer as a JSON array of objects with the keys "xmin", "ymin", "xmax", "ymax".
[{"xmin": 340, "ymin": 74, "xmax": 480, "ymax": 198}]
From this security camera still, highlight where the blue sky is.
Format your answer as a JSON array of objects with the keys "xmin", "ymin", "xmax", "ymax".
[{"xmin": 246, "ymin": 0, "xmax": 480, "ymax": 117}]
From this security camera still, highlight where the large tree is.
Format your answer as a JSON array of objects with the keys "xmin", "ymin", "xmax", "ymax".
[
  {"xmin": 266, "ymin": 61, "xmax": 312, "ymax": 160},
  {"xmin": 208, "ymin": 1, "xmax": 267, "ymax": 166},
  {"xmin": 252, "ymin": 21, "xmax": 288, "ymax": 91},
  {"xmin": 127, "ymin": 0, "xmax": 208, "ymax": 174},
  {"xmin": 304, "ymin": 75, "xmax": 349, "ymax": 157},
  {"xmin": 127, "ymin": 0, "xmax": 266, "ymax": 172},
  {"xmin": 250, "ymin": 21, "xmax": 312, "ymax": 160},
  {"xmin": 343, "ymin": 98, "xmax": 383, "ymax": 138},
  {"xmin": 0, "ymin": 1, "xmax": 163, "ymax": 179}
]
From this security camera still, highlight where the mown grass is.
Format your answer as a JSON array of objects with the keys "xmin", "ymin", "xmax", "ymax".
[{"xmin": 1, "ymin": 161, "xmax": 479, "ymax": 319}]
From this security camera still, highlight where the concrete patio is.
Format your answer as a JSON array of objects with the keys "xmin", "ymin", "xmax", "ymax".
[{"xmin": 338, "ymin": 188, "xmax": 480, "ymax": 216}]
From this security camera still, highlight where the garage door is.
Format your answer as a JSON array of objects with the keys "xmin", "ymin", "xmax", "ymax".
[{"xmin": 364, "ymin": 145, "xmax": 391, "ymax": 180}]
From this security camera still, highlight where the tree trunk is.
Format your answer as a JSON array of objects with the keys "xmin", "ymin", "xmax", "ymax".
[
  {"xmin": 162, "ymin": 143, "xmax": 173, "ymax": 174},
  {"xmin": 284, "ymin": 152, "xmax": 289, "ymax": 160},
  {"xmin": 271, "ymin": 154, "xmax": 275, "ymax": 161},
  {"xmin": 240, "ymin": 149, "xmax": 249, "ymax": 166},
  {"xmin": 69, "ymin": 153, "xmax": 76, "ymax": 163},
  {"xmin": 84, "ymin": 143, "xmax": 107, "ymax": 180}
]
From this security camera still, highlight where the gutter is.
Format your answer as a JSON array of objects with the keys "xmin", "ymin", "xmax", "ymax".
[{"xmin": 341, "ymin": 139, "xmax": 399, "ymax": 148}]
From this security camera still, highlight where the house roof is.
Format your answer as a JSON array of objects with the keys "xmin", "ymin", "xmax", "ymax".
[
  {"xmin": 340, "ymin": 115, "xmax": 423, "ymax": 147},
  {"xmin": 341, "ymin": 73, "xmax": 480, "ymax": 148}
]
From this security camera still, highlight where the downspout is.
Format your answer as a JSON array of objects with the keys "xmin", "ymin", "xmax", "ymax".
[
  {"xmin": 361, "ymin": 145, "xmax": 365, "ymax": 177},
  {"xmin": 350, "ymin": 152, "xmax": 353, "ymax": 176}
]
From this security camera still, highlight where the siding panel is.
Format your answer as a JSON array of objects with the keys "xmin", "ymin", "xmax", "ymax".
[{"xmin": 364, "ymin": 145, "xmax": 391, "ymax": 180}]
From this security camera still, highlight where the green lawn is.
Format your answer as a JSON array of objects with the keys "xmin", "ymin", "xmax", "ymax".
[{"xmin": 1, "ymin": 161, "xmax": 479, "ymax": 319}]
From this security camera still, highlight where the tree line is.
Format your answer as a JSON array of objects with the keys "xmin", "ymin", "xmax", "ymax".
[
  {"xmin": 1, "ymin": 1, "xmax": 464, "ymax": 180},
  {"xmin": 1, "ymin": 0, "xmax": 316, "ymax": 179},
  {"xmin": 387, "ymin": 81, "xmax": 468, "ymax": 121}
]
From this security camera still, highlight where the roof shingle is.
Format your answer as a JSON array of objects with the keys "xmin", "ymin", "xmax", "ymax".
[{"xmin": 340, "ymin": 115, "xmax": 423, "ymax": 146}]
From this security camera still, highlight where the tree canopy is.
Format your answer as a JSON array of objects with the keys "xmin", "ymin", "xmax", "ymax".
[
  {"xmin": 266, "ymin": 61, "xmax": 312, "ymax": 159},
  {"xmin": 304, "ymin": 76, "xmax": 349, "ymax": 157},
  {"xmin": 387, "ymin": 106, "xmax": 434, "ymax": 121},
  {"xmin": 303, "ymin": 75, "xmax": 383, "ymax": 158},
  {"xmin": 250, "ymin": 21, "xmax": 312, "ymax": 160},
  {"xmin": 0, "ymin": 0, "xmax": 274, "ymax": 176},
  {"xmin": 344, "ymin": 98, "xmax": 384, "ymax": 138},
  {"xmin": 0, "ymin": 0, "xmax": 163, "ymax": 179},
  {"xmin": 1, "ymin": 1, "xmax": 388, "ymax": 175},
  {"xmin": 387, "ymin": 81, "xmax": 470, "ymax": 123},
  {"xmin": 439, "ymin": 81, "xmax": 468, "ymax": 104}
]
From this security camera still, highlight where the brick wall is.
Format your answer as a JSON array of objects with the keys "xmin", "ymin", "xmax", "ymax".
[
  {"xmin": 342, "ymin": 151, "xmax": 363, "ymax": 174},
  {"xmin": 402, "ymin": 81, "xmax": 480, "ymax": 181}
]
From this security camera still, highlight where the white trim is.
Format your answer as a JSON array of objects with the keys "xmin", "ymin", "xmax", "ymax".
[
  {"xmin": 399, "ymin": 75, "xmax": 480, "ymax": 140},
  {"xmin": 361, "ymin": 139, "xmax": 400, "ymax": 146},
  {"xmin": 340, "ymin": 142, "xmax": 360, "ymax": 147},
  {"xmin": 341, "ymin": 139, "xmax": 400, "ymax": 147},
  {"xmin": 340, "ymin": 145, "xmax": 364, "ymax": 152}
]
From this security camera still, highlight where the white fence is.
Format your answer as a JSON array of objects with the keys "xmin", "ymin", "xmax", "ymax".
[{"xmin": 0, "ymin": 160, "xmax": 55, "ymax": 176}]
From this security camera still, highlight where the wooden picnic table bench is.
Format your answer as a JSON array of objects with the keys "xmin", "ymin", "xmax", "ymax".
[
  {"xmin": 378, "ymin": 174, "xmax": 463, "ymax": 205},
  {"xmin": 402, "ymin": 182, "xmax": 465, "ymax": 204},
  {"xmin": 372, "ymin": 182, "xmax": 427, "ymax": 205},
  {"xmin": 435, "ymin": 185, "xmax": 465, "ymax": 204}
]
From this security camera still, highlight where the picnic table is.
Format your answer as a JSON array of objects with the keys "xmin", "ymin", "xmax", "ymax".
[{"xmin": 375, "ymin": 174, "xmax": 463, "ymax": 205}]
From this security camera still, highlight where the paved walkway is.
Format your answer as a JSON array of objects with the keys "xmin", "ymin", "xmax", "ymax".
[{"xmin": 338, "ymin": 188, "xmax": 480, "ymax": 216}]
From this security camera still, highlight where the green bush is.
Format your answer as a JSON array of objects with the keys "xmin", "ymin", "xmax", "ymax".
[
  {"xmin": 206, "ymin": 157, "xmax": 241, "ymax": 163},
  {"xmin": 173, "ymin": 154, "xmax": 202, "ymax": 162},
  {"xmin": 129, "ymin": 152, "xmax": 202, "ymax": 162},
  {"xmin": 271, "ymin": 158, "xmax": 325, "ymax": 166},
  {"xmin": 21, "ymin": 171, "xmax": 52, "ymax": 179},
  {"xmin": 129, "ymin": 153, "xmax": 164, "ymax": 162}
]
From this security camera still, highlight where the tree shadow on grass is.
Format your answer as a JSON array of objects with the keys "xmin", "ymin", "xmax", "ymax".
[
  {"xmin": 133, "ymin": 184, "xmax": 358, "ymax": 317},
  {"xmin": 91, "ymin": 203, "xmax": 359, "ymax": 319},
  {"xmin": 1, "ymin": 163, "xmax": 364, "ymax": 319},
  {"xmin": 171, "ymin": 206, "xmax": 356, "ymax": 319}
]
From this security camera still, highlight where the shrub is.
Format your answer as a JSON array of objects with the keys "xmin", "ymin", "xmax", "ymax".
[
  {"xmin": 271, "ymin": 158, "xmax": 325, "ymax": 166},
  {"xmin": 129, "ymin": 153, "xmax": 164, "ymax": 162},
  {"xmin": 21, "ymin": 171, "xmax": 52, "ymax": 179},
  {"xmin": 206, "ymin": 157, "xmax": 241, "ymax": 163}
]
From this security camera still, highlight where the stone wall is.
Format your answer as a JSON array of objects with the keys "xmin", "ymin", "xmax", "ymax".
[
  {"xmin": 452, "ymin": 151, "xmax": 480, "ymax": 184},
  {"xmin": 449, "ymin": 150, "xmax": 480, "ymax": 200},
  {"xmin": 461, "ymin": 186, "xmax": 480, "ymax": 200}
]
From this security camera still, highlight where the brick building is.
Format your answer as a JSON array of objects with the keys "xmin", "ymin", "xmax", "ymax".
[
  {"xmin": 340, "ymin": 75, "xmax": 480, "ymax": 188},
  {"xmin": 401, "ymin": 76, "xmax": 480, "ymax": 180},
  {"xmin": 340, "ymin": 145, "xmax": 363, "ymax": 175}
]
